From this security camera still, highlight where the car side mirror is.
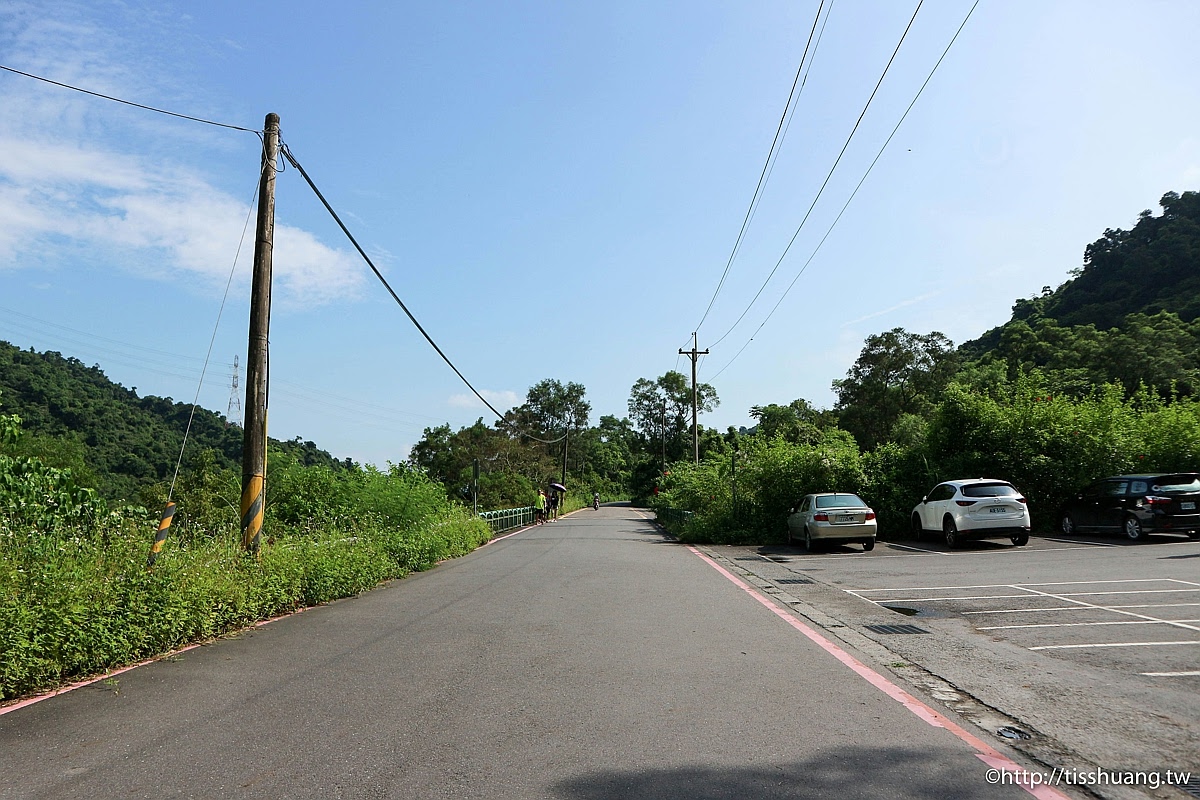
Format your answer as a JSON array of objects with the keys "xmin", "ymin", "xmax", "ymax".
[{"xmin": 921, "ymin": 496, "xmax": 928, "ymax": 504}]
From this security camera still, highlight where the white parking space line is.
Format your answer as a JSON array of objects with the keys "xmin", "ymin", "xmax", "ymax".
[
  {"xmin": 979, "ymin": 619, "xmax": 1200, "ymax": 631},
  {"xmin": 849, "ymin": 578, "xmax": 1181, "ymax": 592},
  {"xmin": 1030, "ymin": 640, "xmax": 1200, "ymax": 651},
  {"xmin": 1054, "ymin": 588, "xmax": 1200, "ymax": 597},
  {"xmin": 1140, "ymin": 671, "xmax": 1200, "ymax": 676},
  {"xmin": 964, "ymin": 603, "xmax": 1200, "ymax": 615},
  {"xmin": 880, "ymin": 542, "xmax": 949, "ymax": 555},
  {"xmin": 866, "ymin": 593, "xmax": 1061, "ymax": 603},
  {"xmin": 1041, "ymin": 537, "xmax": 1118, "ymax": 547},
  {"xmin": 1011, "ymin": 585, "xmax": 1200, "ymax": 634}
]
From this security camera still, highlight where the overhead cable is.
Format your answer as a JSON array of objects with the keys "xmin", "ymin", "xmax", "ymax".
[
  {"xmin": 168, "ymin": 174, "xmax": 261, "ymax": 500},
  {"xmin": 709, "ymin": 0, "xmax": 924, "ymax": 350},
  {"xmin": 693, "ymin": 0, "xmax": 829, "ymax": 334},
  {"xmin": 279, "ymin": 141, "xmax": 506, "ymax": 419},
  {"xmin": 708, "ymin": 0, "xmax": 979, "ymax": 380},
  {"xmin": 0, "ymin": 64, "xmax": 259, "ymax": 134},
  {"xmin": 278, "ymin": 140, "xmax": 566, "ymax": 445}
]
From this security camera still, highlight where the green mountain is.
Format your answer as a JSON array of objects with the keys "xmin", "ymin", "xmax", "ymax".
[
  {"xmin": 957, "ymin": 190, "xmax": 1200, "ymax": 397},
  {"xmin": 0, "ymin": 341, "xmax": 349, "ymax": 501},
  {"xmin": 963, "ymin": 190, "xmax": 1200, "ymax": 356}
]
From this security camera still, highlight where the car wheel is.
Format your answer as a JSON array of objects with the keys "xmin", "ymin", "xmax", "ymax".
[
  {"xmin": 805, "ymin": 526, "xmax": 818, "ymax": 552},
  {"xmin": 786, "ymin": 525, "xmax": 794, "ymax": 545},
  {"xmin": 863, "ymin": 539, "xmax": 875, "ymax": 552},
  {"xmin": 911, "ymin": 513, "xmax": 923, "ymax": 542},
  {"xmin": 943, "ymin": 517, "xmax": 959, "ymax": 549},
  {"xmin": 1059, "ymin": 514, "xmax": 1077, "ymax": 536},
  {"xmin": 1123, "ymin": 515, "xmax": 1145, "ymax": 542},
  {"xmin": 1011, "ymin": 533, "xmax": 1029, "ymax": 546}
]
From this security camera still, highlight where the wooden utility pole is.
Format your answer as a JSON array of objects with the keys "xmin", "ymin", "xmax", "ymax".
[
  {"xmin": 561, "ymin": 428, "xmax": 569, "ymax": 486},
  {"xmin": 678, "ymin": 332, "xmax": 708, "ymax": 464},
  {"xmin": 660, "ymin": 401, "xmax": 667, "ymax": 472},
  {"xmin": 240, "ymin": 112, "xmax": 279, "ymax": 554}
]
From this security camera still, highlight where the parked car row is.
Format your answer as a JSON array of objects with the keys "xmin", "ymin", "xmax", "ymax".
[{"xmin": 787, "ymin": 473, "xmax": 1200, "ymax": 552}]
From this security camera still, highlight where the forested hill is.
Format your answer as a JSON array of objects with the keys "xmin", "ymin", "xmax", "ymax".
[
  {"xmin": 962, "ymin": 190, "xmax": 1200, "ymax": 358},
  {"xmin": 0, "ymin": 341, "xmax": 349, "ymax": 502}
]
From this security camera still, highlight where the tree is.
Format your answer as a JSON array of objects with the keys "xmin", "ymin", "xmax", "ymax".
[
  {"xmin": 627, "ymin": 371, "xmax": 718, "ymax": 464},
  {"xmin": 748, "ymin": 399, "xmax": 834, "ymax": 444},
  {"xmin": 833, "ymin": 328, "xmax": 958, "ymax": 450}
]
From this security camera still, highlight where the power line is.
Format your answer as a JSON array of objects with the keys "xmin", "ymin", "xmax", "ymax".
[
  {"xmin": 278, "ymin": 139, "xmax": 566, "ymax": 445},
  {"xmin": 693, "ymin": 0, "xmax": 829, "ymax": 334},
  {"xmin": 708, "ymin": 0, "xmax": 979, "ymax": 381},
  {"xmin": 708, "ymin": 0, "xmax": 924, "ymax": 351},
  {"xmin": 0, "ymin": 64, "xmax": 259, "ymax": 134}
]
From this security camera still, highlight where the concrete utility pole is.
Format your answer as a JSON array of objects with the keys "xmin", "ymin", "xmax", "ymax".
[
  {"xmin": 240, "ymin": 112, "xmax": 279, "ymax": 554},
  {"xmin": 678, "ymin": 332, "xmax": 708, "ymax": 465}
]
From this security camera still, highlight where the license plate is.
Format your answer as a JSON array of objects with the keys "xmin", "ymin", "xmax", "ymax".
[
  {"xmin": 836, "ymin": 515, "xmax": 857, "ymax": 523},
  {"xmin": 1183, "ymin": 502, "xmax": 1196, "ymax": 510},
  {"xmin": 989, "ymin": 506, "xmax": 1007, "ymax": 514}
]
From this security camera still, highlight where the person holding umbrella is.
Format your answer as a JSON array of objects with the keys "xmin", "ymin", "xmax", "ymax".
[{"xmin": 549, "ymin": 482, "xmax": 566, "ymax": 521}]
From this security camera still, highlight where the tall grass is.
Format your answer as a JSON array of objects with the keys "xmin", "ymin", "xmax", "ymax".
[{"xmin": 0, "ymin": 443, "xmax": 492, "ymax": 702}]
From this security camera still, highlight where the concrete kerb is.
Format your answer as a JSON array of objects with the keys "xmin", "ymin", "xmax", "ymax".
[{"xmin": 692, "ymin": 544, "xmax": 1168, "ymax": 800}]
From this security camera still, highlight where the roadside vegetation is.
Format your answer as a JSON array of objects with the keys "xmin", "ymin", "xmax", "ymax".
[
  {"xmin": 1, "ymin": 189, "xmax": 1197, "ymax": 699},
  {"xmin": 0, "ymin": 408, "xmax": 489, "ymax": 701}
]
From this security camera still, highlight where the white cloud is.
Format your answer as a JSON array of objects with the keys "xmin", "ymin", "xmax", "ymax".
[
  {"xmin": 0, "ymin": 138, "xmax": 364, "ymax": 304},
  {"xmin": 447, "ymin": 389, "xmax": 521, "ymax": 411},
  {"xmin": 0, "ymin": 5, "xmax": 363, "ymax": 307},
  {"xmin": 841, "ymin": 290, "xmax": 943, "ymax": 328}
]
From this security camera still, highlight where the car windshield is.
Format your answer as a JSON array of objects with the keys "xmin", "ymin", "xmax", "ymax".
[
  {"xmin": 815, "ymin": 494, "xmax": 867, "ymax": 509},
  {"xmin": 962, "ymin": 483, "xmax": 1018, "ymax": 498},
  {"xmin": 1150, "ymin": 475, "xmax": 1200, "ymax": 494}
]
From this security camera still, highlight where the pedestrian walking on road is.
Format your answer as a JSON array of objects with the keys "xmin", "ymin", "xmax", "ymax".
[
  {"xmin": 534, "ymin": 489, "xmax": 546, "ymax": 524},
  {"xmin": 548, "ymin": 489, "xmax": 559, "ymax": 521}
]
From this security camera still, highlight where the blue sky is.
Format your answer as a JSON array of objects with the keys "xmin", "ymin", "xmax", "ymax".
[{"xmin": 2, "ymin": 1, "xmax": 1199, "ymax": 467}]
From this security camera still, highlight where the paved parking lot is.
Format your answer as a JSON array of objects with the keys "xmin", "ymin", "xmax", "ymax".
[
  {"xmin": 846, "ymin": 577, "xmax": 1200, "ymax": 680},
  {"xmin": 726, "ymin": 532, "xmax": 1200, "ymax": 684},
  {"xmin": 704, "ymin": 531, "xmax": 1200, "ymax": 794}
]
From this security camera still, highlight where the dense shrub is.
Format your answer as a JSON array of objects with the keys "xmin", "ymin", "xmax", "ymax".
[
  {"xmin": 653, "ymin": 379, "xmax": 1200, "ymax": 544},
  {"xmin": 0, "ymin": 413, "xmax": 492, "ymax": 701}
]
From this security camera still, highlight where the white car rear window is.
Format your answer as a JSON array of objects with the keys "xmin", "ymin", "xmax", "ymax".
[
  {"xmin": 815, "ymin": 494, "xmax": 867, "ymax": 509},
  {"xmin": 962, "ymin": 483, "xmax": 1018, "ymax": 498}
]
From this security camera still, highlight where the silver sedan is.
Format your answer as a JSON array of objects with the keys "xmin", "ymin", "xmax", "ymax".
[{"xmin": 787, "ymin": 493, "xmax": 877, "ymax": 551}]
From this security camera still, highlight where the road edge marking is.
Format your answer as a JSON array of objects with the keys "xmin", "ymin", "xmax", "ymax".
[{"xmin": 687, "ymin": 545, "xmax": 1073, "ymax": 800}]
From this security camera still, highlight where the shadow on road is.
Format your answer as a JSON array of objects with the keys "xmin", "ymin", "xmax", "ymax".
[{"xmin": 553, "ymin": 746, "xmax": 1007, "ymax": 799}]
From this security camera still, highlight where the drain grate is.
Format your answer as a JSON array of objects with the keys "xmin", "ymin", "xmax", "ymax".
[
  {"xmin": 733, "ymin": 557, "xmax": 764, "ymax": 562},
  {"xmin": 864, "ymin": 624, "xmax": 930, "ymax": 635},
  {"xmin": 776, "ymin": 578, "xmax": 814, "ymax": 585},
  {"xmin": 1181, "ymin": 777, "xmax": 1200, "ymax": 799}
]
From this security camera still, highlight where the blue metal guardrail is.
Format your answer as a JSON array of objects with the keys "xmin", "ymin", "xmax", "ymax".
[{"xmin": 479, "ymin": 506, "xmax": 535, "ymax": 536}]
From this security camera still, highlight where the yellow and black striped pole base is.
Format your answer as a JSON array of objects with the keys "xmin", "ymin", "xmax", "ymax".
[
  {"xmin": 147, "ymin": 501, "xmax": 176, "ymax": 568},
  {"xmin": 240, "ymin": 473, "xmax": 264, "ymax": 554}
]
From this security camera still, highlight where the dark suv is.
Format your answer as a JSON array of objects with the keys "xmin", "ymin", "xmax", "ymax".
[{"xmin": 1058, "ymin": 474, "xmax": 1200, "ymax": 541}]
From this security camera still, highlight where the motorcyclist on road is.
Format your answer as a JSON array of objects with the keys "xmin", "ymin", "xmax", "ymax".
[{"xmin": 593, "ymin": 492, "xmax": 600, "ymax": 510}]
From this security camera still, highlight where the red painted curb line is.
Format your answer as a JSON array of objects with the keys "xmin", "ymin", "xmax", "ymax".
[{"xmin": 688, "ymin": 546, "xmax": 1073, "ymax": 800}]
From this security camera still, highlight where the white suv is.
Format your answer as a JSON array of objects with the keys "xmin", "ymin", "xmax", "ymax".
[{"xmin": 911, "ymin": 478, "xmax": 1031, "ymax": 548}]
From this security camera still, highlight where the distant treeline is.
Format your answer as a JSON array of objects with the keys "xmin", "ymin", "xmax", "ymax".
[{"xmin": 0, "ymin": 341, "xmax": 349, "ymax": 502}]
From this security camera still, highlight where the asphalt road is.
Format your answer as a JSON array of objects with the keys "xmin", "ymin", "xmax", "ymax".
[
  {"xmin": 1, "ymin": 505, "xmax": 1064, "ymax": 800},
  {"xmin": 708, "ymin": 531, "xmax": 1200, "ymax": 800}
]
